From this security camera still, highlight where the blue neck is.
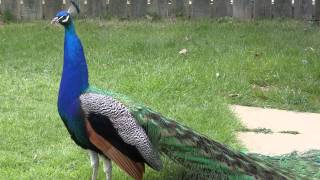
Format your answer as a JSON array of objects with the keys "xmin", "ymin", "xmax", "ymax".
[{"xmin": 58, "ymin": 22, "xmax": 89, "ymax": 116}]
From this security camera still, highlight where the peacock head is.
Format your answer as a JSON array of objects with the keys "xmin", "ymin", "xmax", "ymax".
[
  {"xmin": 51, "ymin": 1, "xmax": 80, "ymax": 26},
  {"xmin": 51, "ymin": 11, "xmax": 72, "ymax": 26}
]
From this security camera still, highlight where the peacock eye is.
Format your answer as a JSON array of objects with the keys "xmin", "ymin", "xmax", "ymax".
[{"xmin": 60, "ymin": 15, "xmax": 70, "ymax": 23}]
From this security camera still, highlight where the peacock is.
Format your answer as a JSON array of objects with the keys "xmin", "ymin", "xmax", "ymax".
[{"xmin": 51, "ymin": 2, "xmax": 310, "ymax": 180}]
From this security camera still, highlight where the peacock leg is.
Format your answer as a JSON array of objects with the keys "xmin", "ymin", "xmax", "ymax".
[
  {"xmin": 88, "ymin": 150, "xmax": 99, "ymax": 180},
  {"xmin": 101, "ymin": 155, "xmax": 112, "ymax": 180}
]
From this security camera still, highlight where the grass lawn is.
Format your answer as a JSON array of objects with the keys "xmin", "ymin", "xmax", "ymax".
[{"xmin": 0, "ymin": 19, "xmax": 319, "ymax": 179}]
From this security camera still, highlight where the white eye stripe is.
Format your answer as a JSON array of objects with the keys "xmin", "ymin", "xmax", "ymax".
[{"xmin": 61, "ymin": 15, "xmax": 70, "ymax": 23}]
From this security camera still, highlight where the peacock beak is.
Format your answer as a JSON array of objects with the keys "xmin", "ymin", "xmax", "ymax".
[{"xmin": 51, "ymin": 17, "xmax": 59, "ymax": 24}]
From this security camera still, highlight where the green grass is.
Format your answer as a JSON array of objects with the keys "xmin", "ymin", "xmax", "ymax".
[{"xmin": 0, "ymin": 19, "xmax": 319, "ymax": 179}]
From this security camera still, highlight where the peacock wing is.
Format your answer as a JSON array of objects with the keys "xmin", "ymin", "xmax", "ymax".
[{"xmin": 79, "ymin": 92, "xmax": 162, "ymax": 173}]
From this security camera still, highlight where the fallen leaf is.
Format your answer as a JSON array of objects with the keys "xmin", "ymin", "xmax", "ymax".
[{"xmin": 179, "ymin": 48, "xmax": 188, "ymax": 55}]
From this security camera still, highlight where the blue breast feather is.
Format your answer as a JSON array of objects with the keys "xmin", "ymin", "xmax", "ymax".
[{"xmin": 57, "ymin": 21, "xmax": 92, "ymax": 149}]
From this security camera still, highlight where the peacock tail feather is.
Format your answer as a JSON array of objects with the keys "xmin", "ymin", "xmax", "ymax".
[
  {"xmin": 85, "ymin": 87, "xmax": 312, "ymax": 179},
  {"xmin": 132, "ymin": 107, "xmax": 296, "ymax": 180},
  {"xmin": 250, "ymin": 151, "xmax": 320, "ymax": 180}
]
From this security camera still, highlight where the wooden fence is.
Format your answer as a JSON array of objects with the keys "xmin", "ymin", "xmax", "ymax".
[{"xmin": 0, "ymin": 0, "xmax": 319, "ymax": 21}]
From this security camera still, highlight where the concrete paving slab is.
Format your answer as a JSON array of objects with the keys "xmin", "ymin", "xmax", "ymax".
[{"xmin": 230, "ymin": 105, "xmax": 320, "ymax": 155}]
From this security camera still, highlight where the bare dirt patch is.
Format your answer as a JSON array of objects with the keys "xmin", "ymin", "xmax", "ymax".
[{"xmin": 231, "ymin": 105, "xmax": 320, "ymax": 155}]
